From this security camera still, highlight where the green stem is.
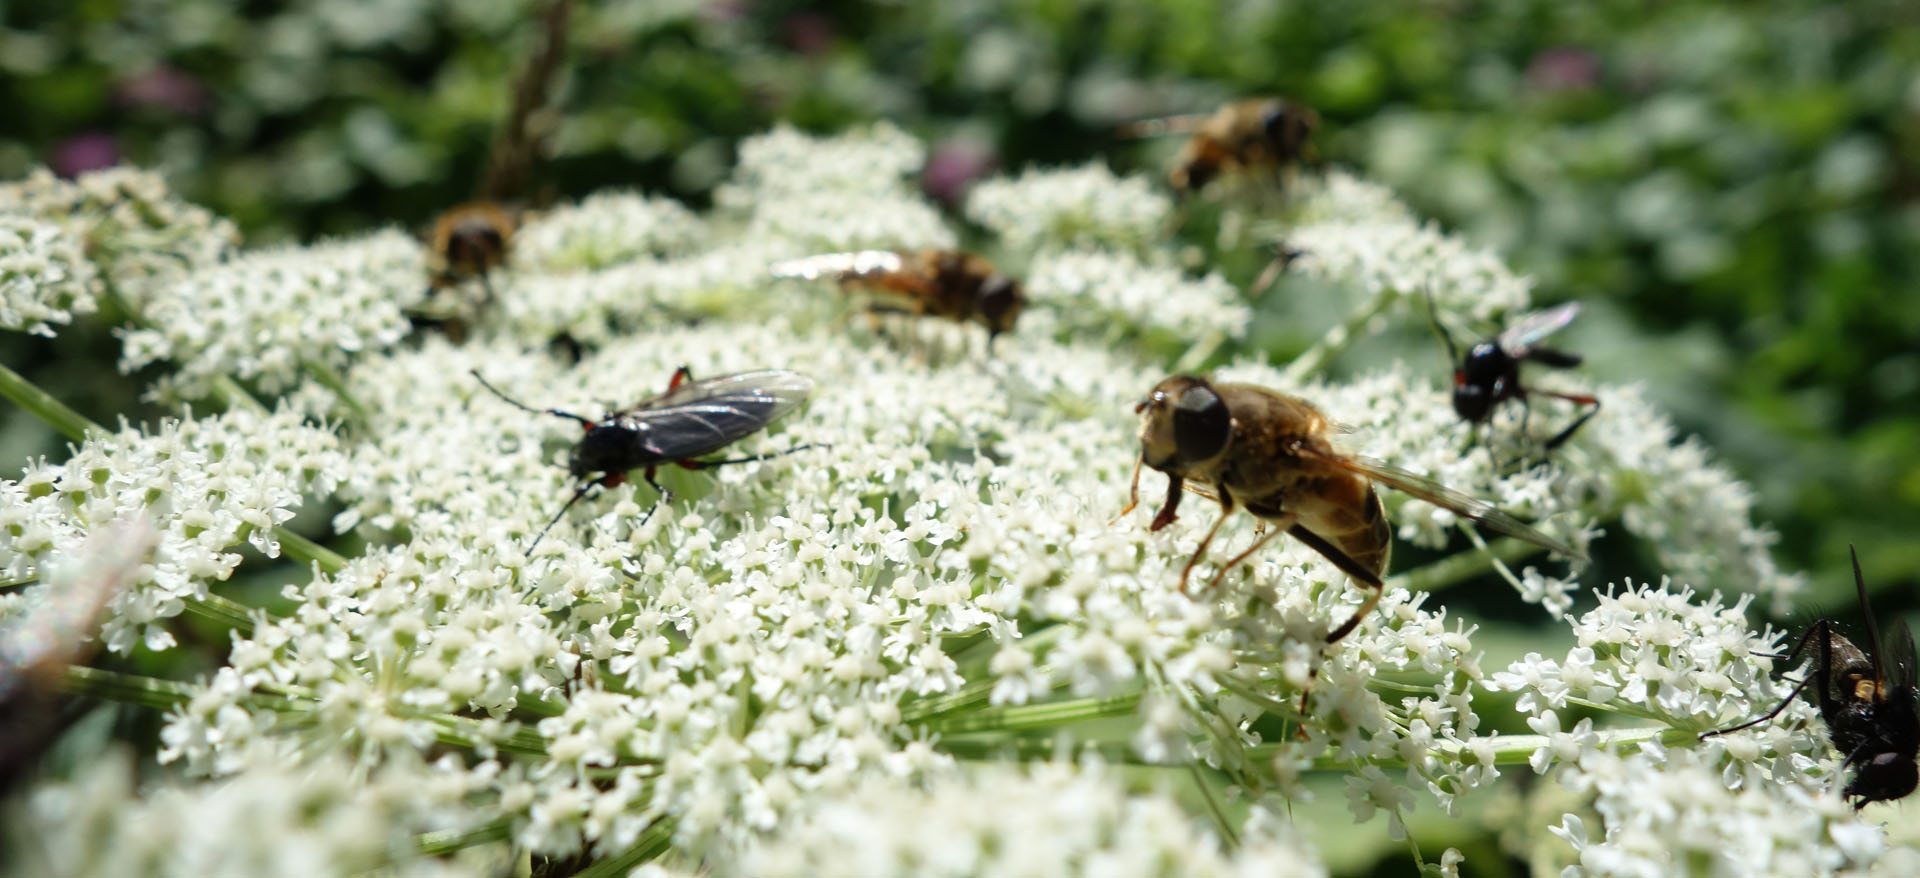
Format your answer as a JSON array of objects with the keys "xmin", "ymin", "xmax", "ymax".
[
  {"xmin": 416, "ymin": 818, "xmax": 514, "ymax": 857},
  {"xmin": 938, "ymin": 735, "xmax": 1136, "ymax": 762},
  {"xmin": 1247, "ymin": 723, "xmax": 1694, "ymax": 770},
  {"xmin": 1388, "ymin": 536, "xmax": 1543, "ymax": 594},
  {"xmin": 0, "ymin": 361, "xmax": 101, "ymax": 442},
  {"xmin": 277, "ymin": 528, "xmax": 348, "ymax": 575},
  {"xmin": 1172, "ymin": 329, "xmax": 1227, "ymax": 373},
  {"xmin": 1189, "ymin": 760, "xmax": 1239, "ymax": 849},
  {"xmin": 573, "ymin": 818, "xmax": 676, "ymax": 878},
  {"xmin": 183, "ymin": 593, "xmax": 259, "ymax": 633},
  {"xmin": 1280, "ymin": 288, "xmax": 1399, "ymax": 385},
  {"xmin": 60, "ymin": 666, "xmax": 194, "ymax": 710},
  {"xmin": 924, "ymin": 693, "xmax": 1139, "ymax": 735},
  {"xmin": 301, "ymin": 358, "xmax": 372, "ymax": 423},
  {"xmin": 207, "ymin": 376, "xmax": 269, "ymax": 415}
]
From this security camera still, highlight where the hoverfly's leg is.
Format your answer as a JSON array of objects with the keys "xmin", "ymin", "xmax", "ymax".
[
  {"xmin": 1205, "ymin": 514, "xmax": 1295, "ymax": 592},
  {"xmin": 1149, "ymin": 475, "xmax": 1186, "ymax": 532},
  {"xmin": 1176, "ymin": 488, "xmax": 1233, "ymax": 594},
  {"xmin": 1283, "ymin": 524, "xmax": 1386, "ymax": 645},
  {"xmin": 1540, "ymin": 391, "xmax": 1601, "ymax": 452},
  {"xmin": 1108, "ymin": 457, "xmax": 1145, "ymax": 526},
  {"xmin": 1700, "ymin": 622, "xmax": 1828, "ymax": 738}
]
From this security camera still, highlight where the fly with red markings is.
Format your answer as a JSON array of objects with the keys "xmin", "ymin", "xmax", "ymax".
[{"xmin": 472, "ymin": 366, "xmax": 816, "ymax": 552}]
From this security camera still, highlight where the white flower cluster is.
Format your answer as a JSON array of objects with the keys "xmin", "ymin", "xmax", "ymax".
[
  {"xmin": 0, "ymin": 408, "xmax": 344, "ymax": 654},
  {"xmin": 1026, "ymin": 249, "xmax": 1251, "ymax": 343},
  {"xmin": 715, "ymin": 123, "xmax": 954, "ymax": 254},
  {"xmin": 0, "ymin": 214, "xmax": 99, "ymax": 336},
  {"xmin": 1279, "ymin": 170, "xmax": 1532, "ymax": 325},
  {"xmin": 7, "ymin": 749, "xmax": 503, "ymax": 878},
  {"xmin": 965, "ymin": 161, "xmax": 1173, "ymax": 253},
  {"xmin": 0, "ymin": 126, "xmax": 1876, "ymax": 875},
  {"xmin": 511, "ymin": 190, "xmax": 705, "ymax": 273},
  {"xmin": 118, "ymin": 229, "xmax": 426, "ymax": 400},
  {"xmin": 732, "ymin": 760, "xmax": 1328, "ymax": 878},
  {"xmin": 0, "ymin": 166, "xmax": 238, "ymax": 311},
  {"xmin": 1548, "ymin": 746, "xmax": 1880, "ymax": 877}
]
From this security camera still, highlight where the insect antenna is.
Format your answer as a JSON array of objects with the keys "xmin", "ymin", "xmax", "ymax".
[
  {"xmin": 470, "ymin": 369, "xmax": 593, "ymax": 427},
  {"xmin": 1700, "ymin": 620, "xmax": 1830, "ymax": 739}
]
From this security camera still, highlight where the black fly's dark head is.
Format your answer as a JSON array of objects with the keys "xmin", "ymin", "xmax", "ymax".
[
  {"xmin": 1847, "ymin": 752, "xmax": 1919, "ymax": 807},
  {"xmin": 1137, "ymin": 375, "xmax": 1231, "ymax": 472},
  {"xmin": 977, "ymin": 274, "xmax": 1027, "ymax": 337},
  {"xmin": 569, "ymin": 422, "xmax": 653, "ymax": 481},
  {"xmin": 1261, "ymin": 102, "xmax": 1318, "ymax": 158}
]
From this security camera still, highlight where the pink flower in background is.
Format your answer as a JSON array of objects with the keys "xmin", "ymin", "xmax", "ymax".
[
  {"xmin": 114, "ymin": 65, "xmax": 210, "ymax": 116},
  {"xmin": 922, "ymin": 137, "xmax": 997, "ymax": 205},
  {"xmin": 52, "ymin": 134, "xmax": 119, "ymax": 178},
  {"xmin": 1526, "ymin": 47, "xmax": 1600, "ymax": 93}
]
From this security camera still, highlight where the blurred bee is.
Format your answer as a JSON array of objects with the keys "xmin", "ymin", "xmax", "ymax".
[
  {"xmin": 1123, "ymin": 97, "xmax": 1320, "ymax": 193},
  {"xmin": 420, "ymin": 0, "xmax": 571, "ymax": 318},
  {"xmin": 428, "ymin": 201, "xmax": 517, "ymax": 297},
  {"xmin": 1429, "ymin": 296, "xmax": 1601, "ymax": 452},
  {"xmin": 1118, "ymin": 375, "xmax": 1584, "ymax": 644},
  {"xmin": 1704, "ymin": 547, "xmax": 1917, "ymax": 807},
  {"xmin": 771, "ymin": 249, "xmax": 1028, "ymax": 349}
]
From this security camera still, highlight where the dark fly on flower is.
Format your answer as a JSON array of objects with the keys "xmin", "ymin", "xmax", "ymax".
[
  {"xmin": 472, "ymin": 367, "xmax": 817, "ymax": 552},
  {"xmin": 1703, "ymin": 546, "xmax": 1918, "ymax": 808},
  {"xmin": 1428, "ymin": 296, "xmax": 1601, "ymax": 452}
]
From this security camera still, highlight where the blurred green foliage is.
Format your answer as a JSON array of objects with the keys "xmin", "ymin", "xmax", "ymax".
[{"xmin": 3, "ymin": 0, "xmax": 1917, "ymax": 637}]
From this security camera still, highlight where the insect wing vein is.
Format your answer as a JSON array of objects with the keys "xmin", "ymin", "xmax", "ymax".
[
  {"xmin": 1497, "ymin": 302, "xmax": 1581, "ymax": 357},
  {"xmin": 626, "ymin": 371, "xmax": 813, "ymax": 459},
  {"xmin": 1328, "ymin": 453, "xmax": 1586, "ymax": 561}
]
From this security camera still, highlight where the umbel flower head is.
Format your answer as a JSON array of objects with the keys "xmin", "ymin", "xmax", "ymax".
[{"xmin": 0, "ymin": 127, "xmax": 1895, "ymax": 876}]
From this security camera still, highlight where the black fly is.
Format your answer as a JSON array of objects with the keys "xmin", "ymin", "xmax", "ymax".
[
  {"xmin": 472, "ymin": 366, "xmax": 816, "ymax": 552},
  {"xmin": 1703, "ymin": 546, "xmax": 1919, "ymax": 808},
  {"xmin": 1428, "ymin": 297, "xmax": 1601, "ymax": 452}
]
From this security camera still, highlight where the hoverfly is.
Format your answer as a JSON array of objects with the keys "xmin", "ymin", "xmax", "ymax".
[
  {"xmin": 1122, "ymin": 97, "xmax": 1320, "ymax": 194},
  {"xmin": 1430, "ymin": 297, "xmax": 1601, "ymax": 452},
  {"xmin": 770, "ymin": 249, "xmax": 1027, "ymax": 349},
  {"xmin": 1117, "ymin": 375, "xmax": 1584, "ymax": 644},
  {"xmin": 421, "ymin": 0, "xmax": 571, "ymax": 304},
  {"xmin": 1703, "ymin": 547, "xmax": 1917, "ymax": 807},
  {"xmin": 472, "ymin": 367, "xmax": 816, "ymax": 552}
]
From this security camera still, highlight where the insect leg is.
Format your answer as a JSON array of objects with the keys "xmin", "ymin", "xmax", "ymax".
[
  {"xmin": 666, "ymin": 365, "xmax": 694, "ymax": 392},
  {"xmin": 1284, "ymin": 525, "xmax": 1387, "ymax": 645},
  {"xmin": 527, "ymin": 479, "xmax": 603, "ymax": 554},
  {"xmin": 1176, "ymin": 488, "xmax": 1234, "ymax": 594},
  {"xmin": 1205, "ymin": 514, "xmax": 1296, "ymax": 592},
  {"xmin": 1149, "ymin": 474, "xmax": 1186, "ymax": 532},
  {"xmin": 1108, "ymin": 457, "xmax": 1145, "ymax": 526},
  {"xmin": 635, "ymin": 465, "xmax": 671, "ymax": 528},
  {"xmin": 1539, "ymin": 391, "xmax": 1601, "ymax": 451},
  {"xmin": 1700, "ymin": 622, "xmax": 1828, "ymax": 738},
  {"xmin": 675, "ymin": 444, "xmax": 818, "ymax": 470}
]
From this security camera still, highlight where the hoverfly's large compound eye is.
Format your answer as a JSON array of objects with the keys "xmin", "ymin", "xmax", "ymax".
[
  {"xmin": 1172, "ymin": 384, "xmax": 1232, "ymax": 464},
  {"xmin": 977, "ymin": 275, "xmax": 1025, "ymax": 335},
  {"xmin": 1261, "ymin": 103, "xmax": 1314, "ymax": 153}
]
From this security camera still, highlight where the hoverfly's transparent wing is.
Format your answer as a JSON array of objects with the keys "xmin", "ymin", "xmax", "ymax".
[
  {"xmin": 769, "ymin": 251, "xmax": 904, "ymax": 282},
  {"xmin": 628, "ymin": 370, "xmax": 816, "ymax": 460},
  {"xmin": 1310, "ymin": 450, "xmax": 1587, "ymax": 562},
  {"xmin": 1496, "ymin": 301, "xmax": 1582, "ymax": 358}
]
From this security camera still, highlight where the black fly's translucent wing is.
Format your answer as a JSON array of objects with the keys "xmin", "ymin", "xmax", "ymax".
[
  {"xmin": 1882, "ymin": 620, "xmax": 1917, "ymax": 701},
  {"xmin": 1496, "ymin": 302, "xmax": 1581, "ymax": 358},
  {"xmin": 622, "ymin": 370, "xmax": 815, "ymax": 460},
  {"xmin": 1314, "ymin": 451, "xmax": 1588, "ymax": 562}
]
